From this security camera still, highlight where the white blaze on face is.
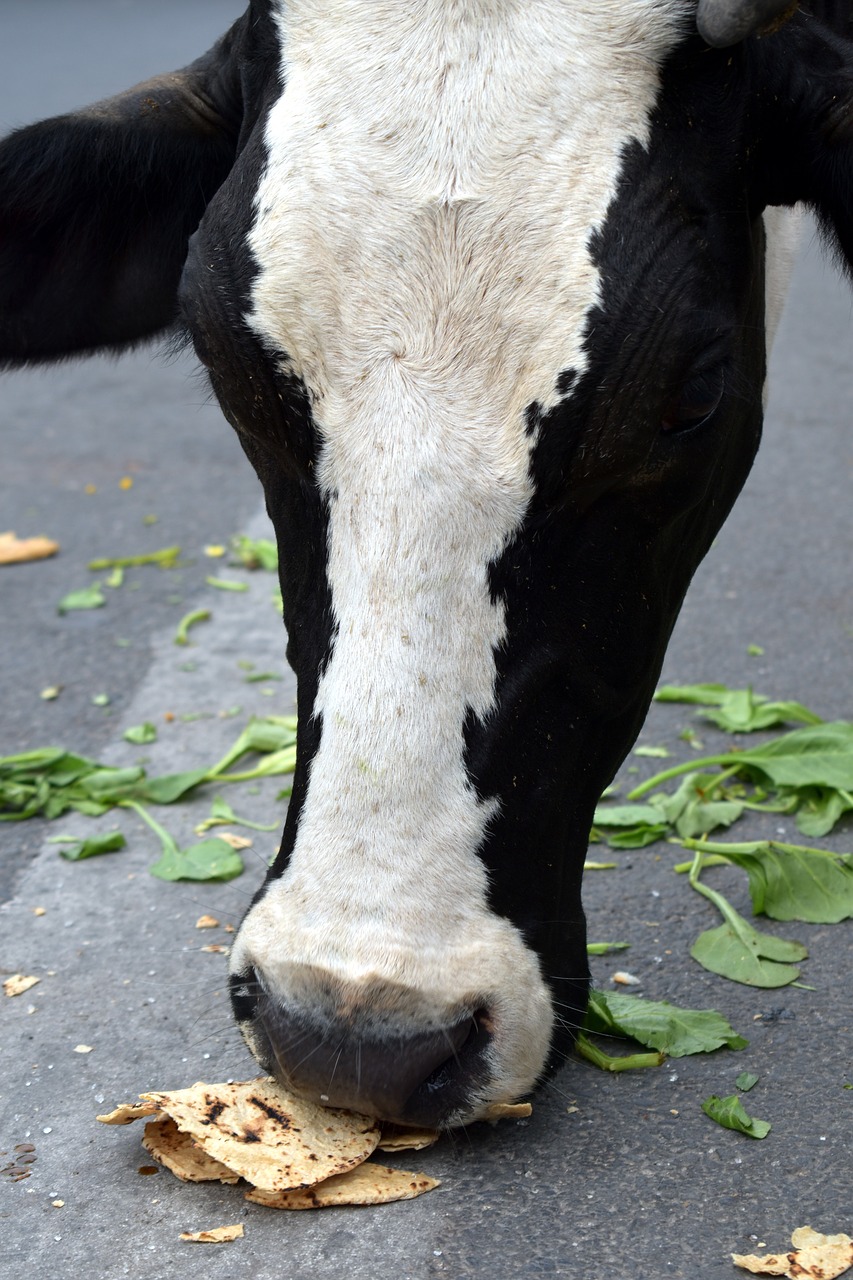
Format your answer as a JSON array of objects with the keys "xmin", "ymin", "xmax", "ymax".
[{"xmin": 236, "ymin": 0, "xmax": 687, "ymax": 1114}]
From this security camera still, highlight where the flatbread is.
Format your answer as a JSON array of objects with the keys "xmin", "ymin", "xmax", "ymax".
[
  {"xmin": 0, "ymin": 532, "xmax": 59, "ymax": 565},
  {"xmin": 481, "ymin": 1102, "xmax": 532, "ymax": 1121},
  {"xmin": 377, "ymin": 1125, "xmax": 440, "ymax": 1153},
  {"xmin": 733, "ymin": 1227, "xmax": 853, "ymax": 1279},
  {"xmin": 140, "ymin": 1079, "xmax": 381, "ymax": 1192},
  {"xmin": 180, "ymin": 1225, "xmax": 244, "ymax": 1243},
  {"xmin": 96, "ymin": 1100, "xmax": 160, "ymax": 1126},
  {"xmin": 3, "ymin": 974, "xmax": 40, "ymax": 998},
  {"xmin": 245, "ymin": 1162, "xmax": 439, "ymax": 1209},
  {"xmin": 142, "ymin": 1116, "xmax": 241, "ymax": 1184}
]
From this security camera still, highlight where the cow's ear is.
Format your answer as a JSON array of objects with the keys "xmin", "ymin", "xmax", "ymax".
[
  {"xmin": 0, "ymin": 21, "xmax": 245, "ymax": 366},
  {"xmin": 755, "ymin": 16, "xmax": 853, "ymax": 272}
]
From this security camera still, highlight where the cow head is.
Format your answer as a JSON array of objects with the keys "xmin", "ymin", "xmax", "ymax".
[{"xmin": 2, "ymin": 0, "xmax": 852, "ymax": 1127}]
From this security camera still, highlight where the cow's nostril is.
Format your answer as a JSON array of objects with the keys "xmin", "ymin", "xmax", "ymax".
[{"xmin": 246, "ymin": 990, "xmax": 492, "ymax": 1127}]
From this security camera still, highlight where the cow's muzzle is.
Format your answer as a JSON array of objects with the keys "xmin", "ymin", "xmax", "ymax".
[{"xmin": 230, "ymin": 968, "xmax": 493, "ymax": 1127}]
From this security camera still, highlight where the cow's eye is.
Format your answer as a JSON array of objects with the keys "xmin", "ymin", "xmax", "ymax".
[{"xmin": 661, "ymin": 365, "xmax": 725, "ymax": 433}]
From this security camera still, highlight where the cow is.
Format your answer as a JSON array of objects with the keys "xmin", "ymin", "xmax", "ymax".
[{"xmin": 1, "ymin": 0, "xmax": 851, "ymax": 1130}]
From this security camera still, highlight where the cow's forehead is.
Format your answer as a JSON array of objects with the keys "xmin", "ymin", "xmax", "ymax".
[{"xmin": 248, "ymin": 0, "xmax": 689, "ymax": 433}]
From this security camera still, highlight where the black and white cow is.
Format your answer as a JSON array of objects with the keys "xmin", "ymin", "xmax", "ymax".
[{"xmin": 1, "ymin": 0, "xmax": 852, "ymax": 1128}]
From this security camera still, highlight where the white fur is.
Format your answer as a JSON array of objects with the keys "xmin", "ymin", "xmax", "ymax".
[{"xmin": 236, "ymin": 0, "xmax": 688, "ymax": 1119}]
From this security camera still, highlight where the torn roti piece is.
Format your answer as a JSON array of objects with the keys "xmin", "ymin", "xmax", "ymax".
[
  {"xmin": 3, "ymin": 974, "xmax": 40, "ymax": 998},
  {"xmin": 377, "ymin": 1125, "xmax": 440, "ymax": 1153},
  {"xmin": 481, "ymin": 1102, "xmax": 533, "ymax": 1121},
  {"xmin": 180, "ymin": 1225, "xmax": 244, "ymax": 1243},
  {"xmin": 96, "ymin": 1099, "xmax": 160, "ymax": 1126},
  {"xmin": 140, "ymin": 1079, "xmax": 381, "ymax": 1192},
  {"xmin": 142, "ymin": 1116, "xmax": 241, "ymax": 1184},
  {"xmin": 245, "ymin": 1162, "xmax": 439, "ymax": 1209},
  {"xmin": 733, "ymin": 1226, "xmax": 853, "ymax": 1279},
  {"xmin": 0, "ymin": 531, "xmax": 59, "ymax": 565}
]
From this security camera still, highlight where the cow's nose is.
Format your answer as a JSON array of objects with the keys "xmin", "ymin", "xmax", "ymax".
[{"xmin": 242, "ymin": 980, "xmax": 490, "ymax": 1127}]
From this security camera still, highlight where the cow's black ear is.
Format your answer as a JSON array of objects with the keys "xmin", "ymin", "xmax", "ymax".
[
  {"xmin": 755, "ymin": 14, "xmax": 853, "ymax": 274},
  {"xmin": 0, "ymin": 20, "xmax": 246, "ymax": 367}
]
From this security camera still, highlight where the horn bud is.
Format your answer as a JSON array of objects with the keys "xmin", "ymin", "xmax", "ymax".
[{"xmin": 696, "ymin": 0, "xmax": 799, "ymax": 48}]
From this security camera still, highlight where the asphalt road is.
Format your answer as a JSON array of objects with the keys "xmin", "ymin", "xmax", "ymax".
[{"xmin": 1, "ymin": 5, "xmax": 851, "ymax": 1279}]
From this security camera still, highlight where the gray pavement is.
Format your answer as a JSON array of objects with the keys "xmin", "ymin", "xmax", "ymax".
[{"xmin": 1, "ymin": 5, "xmax": 852, "ymax": 1278}]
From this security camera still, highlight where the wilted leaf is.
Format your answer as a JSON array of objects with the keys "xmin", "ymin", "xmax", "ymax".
[
  {"xmin": 736, "ymin": 1072, "xmax": 759, "ymax": 1091},
  {"xmin": 584, "ymin": 990, "xmax": 748, "ymax": 1057},
  {"xmin": 123, "ymin": 723, "xmax": 158, "ymax": 746},
  {"xmin": 58, "ymin": 831, "xmax": 126, "ymax": 861},
  {"xmin": 57, "ymin": 585, "xmax": 105, "ymax": 615},
  {"xmin": 690, "ymin": 916, "xmax": 806, "ymax": 988},
  {"xmin": 149, "ymin": 837, "xmax": 243, "ymax": 883},
  {"xmin": 654, "ymin": 684, "xmax": 822, "ymax": 732},
  {"xmin": 702, "ymin": 1093, "xmax": 770, "ymax": 1138}
]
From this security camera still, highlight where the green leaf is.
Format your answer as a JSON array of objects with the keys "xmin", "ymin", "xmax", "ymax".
[
  {"xmin": 680, "ymin": 837, "xmax": 853, "ymax": 924},
  {"xmin": 593, "ymin": 803, "xmax": 663, "ymax": 827},
  {"xmin": 123, "ymin": 722, "xmax": 158, "ymax": 746},
  {"xmin": 58, "ymin": 832, "xmax": 126, "ymax": 861},
  {"xmin": 57, "ymin": 585, "xmax": 105, "ymax": 614},
  {"xmin": 654, "ymin": 683, "xmax": 821, "ymax": 732},
  {"xmin": 231, "ymin": 535, "xmax": 278, "ymax": 571},
  {"xmin": 736, "ymin": 1072, "xmax": 759, "ymax": 1092},
  {"xmin": 719, "ymin": 842, "xmax": 853, "ymax": 924},
  {"xmin": 634, "ymin": 745, "xmax": 670, "ymax": 758},
  {"xmin": 655, "ymin": 683, "xmax": 731, "ymax": 706},
  {"xmin": 128, "ymin": 769, "xmax": 211, "ymax": 805},
  {"xmin": 794, "ymin": 786, "xmax": 853, "ymax": 838},
  {"xmin": 149, "ymin": 837, "xmax": 244, "ymax": 882},
  {"xmin": 628, "ymin": 721, "xmax": 853, "ymax": 800},
  {"xmin": 649, "ymin": 772, "xmax": 745, "ymax": 838},
  {"xmin": 78, "ymin": 766, "xmax": 146, "ymax": 800},
  {"xmin": 701, "ymin": 1093, "xmax": 770, "ymax": 1138},
  {"xmin": 205, "ymin": 576, "xmax": 249, "ymax": 592},
  {"xmin": 690, "ymin": 917, "xmax": 806, "ymax": 987},
  {"xmin": 583, "ymin": 990, "xmax": 748, "ymax": 1057},
  {"xmin": 586, "ymin": 941, "xmax": 630, "ymax": 955}
]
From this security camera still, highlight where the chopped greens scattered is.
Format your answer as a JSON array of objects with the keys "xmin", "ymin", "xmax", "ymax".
[
  {"xmin": 55, "ymin": 831, "xmax": 127, "ymax": 861},
  {"xmin": 231, "ymin": 534, "xmax": 278, "ymax": 572},
  {"xmin": 193, "ymin": 795, "xmax": 279, "ymax": 835},
  {"xmin": 0, "ymin": 716, "xmax": 297, "ymax": 820},
  {"xmin": 123, "ymin": 723, "xmax": 158, "ymax": 746},
  {"xmin": 654, "ymin": 683, "xmax": 822, "ymax": 733},
  {"xmin": 701, "ymin": 1093, "xmax": 771, "ymax": 1139},
  {"xmin": 174, "ymin": 608, "xmax": 211, "ymax": 646},
  {"xmin": 736, "ymin": 1072, "xmax": 759, "ymax": 1092},
  {"xmin": 88, "ymin": 546, "xmax": 181, "ymax": 570},
  {"xmin": 57, "ymin": 585, "xmax": 105, "ymax": 614},
  {"xmin": 205, "ymin": 576, "xmax": 249, "ymax": 592}
]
